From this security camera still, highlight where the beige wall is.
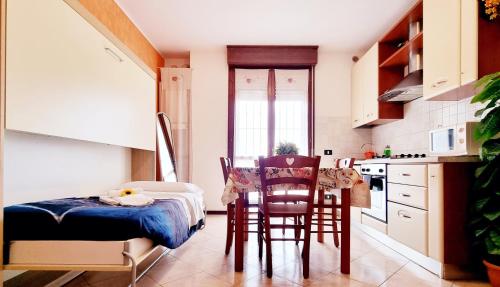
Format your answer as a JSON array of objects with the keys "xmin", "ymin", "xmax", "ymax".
[
  {"xmin": 190, "ymin": 49, "xmax": 371, "ymax": 211},
  {"xmin": 4, "ymin": 131, "xmax": 131, "ymax": 206},
  {"xmin": 315, "ymin": 51, "xmax": 371, "ymax": 166},
  {"xmin": 190, "ymin": 49, "xmax": 229, "ymax": 211}
]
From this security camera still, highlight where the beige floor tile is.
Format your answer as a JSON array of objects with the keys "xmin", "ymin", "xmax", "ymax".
[
  {"xmin": 351, "ymin": 246, "xmax": 408, "ymax": 274},
  {"xmin": 393, "ymin": 262, "xmax": 453, "ymax": 287},
  {"xmin": 161, "ymin": 271, "xmax": 232, "ymax": 287},
  {"xmin": 238, "ymin": 273, "xmax": 300, "ymax": 287},
  {"xmin": 203, "ymin": 262, "xmax": 263, "ymax": 285},
  {"xmin": 334, "ymin": 260, "xmax": 399, "ymax": 286},
  {"xmin": 381, "ymin": 271, "xmax": 451, "ymax": 287},
  {"xmin": 273, "ymin": 260, "xmax": 332, "ymax": 285},
  {"xmin": 146, "ymin": 257, "xmax": 203, "ymax": 285},
  {"xmin": 302, "ymin": 273, "xmax": 376, "ymax": 287},
  {"xmin": 452, "ymin": 279, "xmax": 492, "ymax": 287}
]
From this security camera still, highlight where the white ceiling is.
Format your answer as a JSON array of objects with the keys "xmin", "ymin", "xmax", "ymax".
[{"xmin": 115, "ymin": 0, "xmax": 417, "ymax": 56}]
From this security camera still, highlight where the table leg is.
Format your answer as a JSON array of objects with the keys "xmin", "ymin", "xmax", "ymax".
[
  {"xmin": 235, "ymin": 195, "xmax": 244, "ymax": 272},
  {"xmin": 340, "ymin": 188, "xmax": 350, "ymax": 274},
  {"xmin": 317, "ymin": 189, "xmax": 324, "ymax": 243}
]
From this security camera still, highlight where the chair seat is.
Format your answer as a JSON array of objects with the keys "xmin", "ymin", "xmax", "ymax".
[{"xmin": 259, "ymin": 203, "xmax": 308, "ymax": 216}]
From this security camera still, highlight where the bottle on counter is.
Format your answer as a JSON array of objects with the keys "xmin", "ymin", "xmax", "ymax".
[{"xmin": 383, "ymin": 145, "xmax": 392, "ymax": 158}]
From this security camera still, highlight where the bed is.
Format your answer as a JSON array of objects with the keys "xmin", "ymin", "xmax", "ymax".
[{"xmin": 2, "ymin": 181, "xmax": 205, "ymax": 287}]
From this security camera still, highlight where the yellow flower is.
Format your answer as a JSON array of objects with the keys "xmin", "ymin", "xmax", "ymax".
[{"xmin": 120, "ymin": 188, "xmax": 137, "ymax": 197}]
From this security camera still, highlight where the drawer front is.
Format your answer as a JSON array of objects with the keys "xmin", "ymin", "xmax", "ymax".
[
  {"xmin": 388, "ymin": 183, "xmax": 428, "ymax": 210},
  {"xmin": 388, "ymin": 202, "xmax": 428, "ymax": 255},
  {"xmin": 388, "ymin": 165, "xmax": 428, "ymax": 187}
]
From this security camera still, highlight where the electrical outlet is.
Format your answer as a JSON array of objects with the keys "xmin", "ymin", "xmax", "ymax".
[{"xmin": 324, "ymin": 149, "xmax": 333, "ymax": 155}]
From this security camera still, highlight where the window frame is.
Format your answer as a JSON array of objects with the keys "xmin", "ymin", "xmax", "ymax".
[{"xmin": 227, "ymin": 46, "xmax": 317, "ymax": 161}]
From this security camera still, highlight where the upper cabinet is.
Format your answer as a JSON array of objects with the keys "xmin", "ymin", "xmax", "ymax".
[
  {"xmin": 423, "ymin": 0, "xmax": 500, "ymax": 101},
  {"xmin": 352, "ymin": 43, "xmax": 379, "ymax": 128},
  {"xmin": 423, "ymin": 0, "xmax": 461, "ymax": 99}
]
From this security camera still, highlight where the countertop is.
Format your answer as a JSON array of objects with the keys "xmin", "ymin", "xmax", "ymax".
[{"xmin": 354, "ymin": 155, "xmax": 480, "ymax": 165}]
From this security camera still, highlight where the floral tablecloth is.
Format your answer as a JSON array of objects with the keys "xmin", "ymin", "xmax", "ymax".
[{"xmin": 221, "ymin": 167, "xmax": 370, "ymax": 208}]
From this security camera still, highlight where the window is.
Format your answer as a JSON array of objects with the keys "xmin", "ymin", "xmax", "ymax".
[
  {"xmin": 232, "ymin": 69, "xmax": 311, "ymax": 166},
  {"xmin": 227, "ymin": 45, "xmax": 317, "ymax": 164}
]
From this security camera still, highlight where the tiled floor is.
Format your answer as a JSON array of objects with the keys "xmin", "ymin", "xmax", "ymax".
[{"xmin": 60, "ymin": 215, "xmax": 491, "ymax": 286}]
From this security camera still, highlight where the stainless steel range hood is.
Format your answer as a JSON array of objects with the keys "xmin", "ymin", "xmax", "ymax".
[{"xmin": 379, "ymin": 69, "xmax": 423, "ymax": 102}]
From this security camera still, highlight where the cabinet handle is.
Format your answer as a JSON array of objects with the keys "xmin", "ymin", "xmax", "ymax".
[
  {"xmin": 399, "ymin": 193, "xmax": 411, "ymax": 197},
  {"xmin": 104, "ymin": 47, "xmax": 123, "ymax": 62},
  {"xmin": 354, "ymin": 119, "xmax": 358, "ymax": 122},
  {"xmin": 400, "ymin": 173, "xmax": 411, "ymax": 177},
  {"xmin": 397, "ymin": 210, "xmax": 412, "ymax": 219},
  {"xmin": 431, "ymin": 79, "xmax": 448, "ymax": 88}
]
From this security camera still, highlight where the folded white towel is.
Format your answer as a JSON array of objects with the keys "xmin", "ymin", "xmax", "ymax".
[
  {"xmin": 100, "ymin": 188, "xmax": 154, "ymax": 207},
  {"xmin": 115, "ymin": 194, "xmax": 154, "ymax": 207}
]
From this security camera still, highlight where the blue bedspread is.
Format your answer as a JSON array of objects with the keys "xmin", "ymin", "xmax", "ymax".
[{"xmin": 3, "ymin": 197, "xmax": 203, "ymax": 262}]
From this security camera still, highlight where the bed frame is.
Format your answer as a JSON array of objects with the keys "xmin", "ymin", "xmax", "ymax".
[{"xmin": 3, "ymin": 238, "xmax": 169, "ymax": 287}]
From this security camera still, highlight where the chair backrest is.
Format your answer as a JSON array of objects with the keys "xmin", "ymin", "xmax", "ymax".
[
  {"xmin": 220, "ymin": 157, "xmax": 233, "ymax": 184},
  {"xmin": 258, "ymin": 155, "xmax": 321, "ymax": 208},
  {"xmin": 335, "ymin": 158, "xmax": 355, "ymax": 168}
]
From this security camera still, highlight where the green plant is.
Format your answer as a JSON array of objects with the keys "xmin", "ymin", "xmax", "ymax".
[
  {"xmin": 469, "ymin": 72, "xmax": 500, "ymax": 266},
  {"xmin": 275, "ymin": 142, "xmax": 299, "ymax": 155}
]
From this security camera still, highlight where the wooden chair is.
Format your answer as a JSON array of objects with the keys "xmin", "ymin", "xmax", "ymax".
[
  {"xmin": 220, "ymin": 157, "xmax": 259, "ymax": 255},
  {"xmin": 313, "ymin": 158, "xmax": 355, "ymax": 246},
  {"xmin": 257, "ymin": 155, "xmax": 321, "ymax": 278}
]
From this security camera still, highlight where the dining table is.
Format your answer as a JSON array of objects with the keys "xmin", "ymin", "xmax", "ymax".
[{"xmin": 221, "ymin": 166, "xmax": 370, "ymax": 274}]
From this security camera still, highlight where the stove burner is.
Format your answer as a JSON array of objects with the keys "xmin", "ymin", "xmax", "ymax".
[{"xmin": 398, "ymin": 153, "xmax": 426, "ymax": 158}]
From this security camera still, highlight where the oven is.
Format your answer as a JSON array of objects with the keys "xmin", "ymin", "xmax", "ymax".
[{"xmin": 361, "ymin": 164, "xmax": 387, "ymax": 223}]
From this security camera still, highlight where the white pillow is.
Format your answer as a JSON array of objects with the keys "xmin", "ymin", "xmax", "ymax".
[{"xmin": 118, "ymin": 181, "xmax": 205, "ymax": 195}]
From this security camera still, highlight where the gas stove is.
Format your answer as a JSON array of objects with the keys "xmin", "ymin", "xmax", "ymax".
[{"xmin": 371, "ymin": 153, "xmax": 427, "ymax": 159}]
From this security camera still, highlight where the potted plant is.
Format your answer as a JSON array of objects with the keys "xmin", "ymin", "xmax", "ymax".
[
  {"xmin": 275, "ymin": 142, "xmax": 299, "ymax": 155},
  {"xmin": 469, "ymin": 72, "xmax": 500, "ymax": 286}
]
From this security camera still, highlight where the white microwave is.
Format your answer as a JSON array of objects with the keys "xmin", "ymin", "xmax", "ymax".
[{"xmin": 429, "ymin": 122, "xmax": 480, "ymax": 156}]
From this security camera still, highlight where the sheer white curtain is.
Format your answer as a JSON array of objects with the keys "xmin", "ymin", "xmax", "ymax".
[
  {"xmin": 275, "ymin": 69, "xmax": 309, "ymax": 156},
  {"xmin": 160, "ymin": 68, "xmax": 191, "ymax": 182},
  {"xmin": 234, "ymin": 69, "xmax": 269, "ymax": 167}
]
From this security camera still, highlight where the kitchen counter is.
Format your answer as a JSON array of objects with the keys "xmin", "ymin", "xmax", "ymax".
[{"xmin": 355, "ymin": 155, "xmax": 479, "ymax": 165}]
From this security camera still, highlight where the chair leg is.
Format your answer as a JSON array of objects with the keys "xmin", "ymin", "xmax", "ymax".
[
  {"xmin": 225, "ymin": 206, "xmax": 234, "ymax": 255},
  {"xmin": 294, "ymin": 216, "xmax": 300, "ymax": 245},
  {"xmin": 258, "ymin": 211, "xmax": 263, "ymax": 260},
  {"xmin": 264, "ymin": 214, "xmax": 273, "ymax": 278},
  {"xmin": 244, "ymin": 209, "xmax": 249, "ymax": 241},
  {"xmin": 302, "ymin": 215, "xmax": 312, "ymax": 279},
  {"xmin": 333, "ymin": 204, "xmax": 340, "ymax": 248}
]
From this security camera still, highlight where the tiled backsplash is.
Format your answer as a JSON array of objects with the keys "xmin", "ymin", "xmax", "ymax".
[
  {"xmin": 316, "ymin": 116, "xmax": 371, "ymax": 166},
  {"xmin": 371, "ymin": 96, "xmax": 484, "ymax": 156}
]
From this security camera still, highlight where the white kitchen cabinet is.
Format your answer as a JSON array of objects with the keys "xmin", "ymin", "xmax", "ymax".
[
  {"xmin": 351, "ymin": 43, "xmax": 378, "ymax": 128},
  {"xmin": 351, "ymin": 61, "xmax": 363, "ymax": 128},
  {"xmin": 460, "ymin": 0, "xmax": 478, "ymax": 86},
  {"xmin": 423, "ymin": 0, "xmax": 461, "ymax": 100},
  {"xmin": 6, "ymin": 0, "xmax": 156, "ymax": 150},
  {"xmin": 423, "ymin": 0, "xmax": 480, "ymax": 100},
  {"xmin": 428, "ymin": 164, "xmax": 444, "ymax": 262},
  {"xmin": 388, "ymin": 201, "xmax": 428, "ymax": 255}
]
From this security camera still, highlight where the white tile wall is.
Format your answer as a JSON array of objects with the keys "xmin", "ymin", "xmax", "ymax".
[
  {"xmin": 371, "ymin": 96, "xmax": 484, "ymax": 156},
  {"xmin": 316, "ymin": 116, "xmax": 372, "ymax": 166}
]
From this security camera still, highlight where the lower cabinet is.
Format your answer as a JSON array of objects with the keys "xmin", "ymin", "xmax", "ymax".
[{"xmin": 388, "ymin": 201, "xmax": 428, "ymax": 255}]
